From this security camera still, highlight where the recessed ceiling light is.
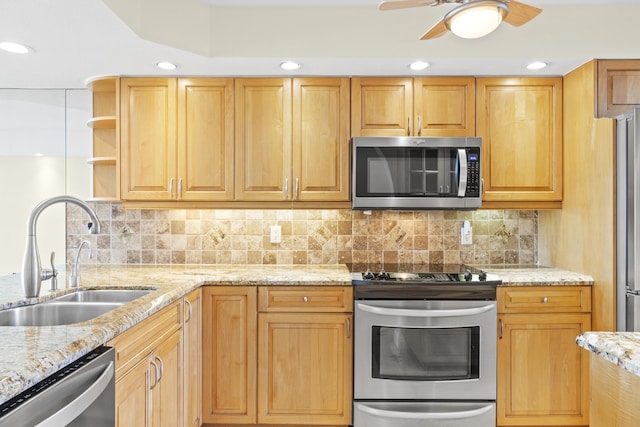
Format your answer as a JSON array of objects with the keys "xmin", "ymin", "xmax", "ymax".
[
  {"xmin": 410, "ymin": 61, "xmax": 430, "ymax": 71},
  {"xmin": 156, "ymin": 61, "xmax": 178, "ymax": 70},
  {"xmin": 526, "ymin": 61, "xmax": 548, "ymax": 70},
  {"xmin": 0, "ymin": 41, "xmax": 32, "ymax": 54},
  {"xmin": 280, "ymin": 61, "xmax": 301, "ymax": 71}
]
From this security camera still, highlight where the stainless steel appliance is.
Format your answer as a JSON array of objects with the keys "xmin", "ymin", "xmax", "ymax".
[
  {"xmin": 353, "ymin": 266, "xmax": 500, "ymax": 427},
  {"xmin": 617, "ymin": 106, "xmax": 640, "ymax": 332},
  {"xmin": 352, "ymin": 136, "xmax": 483, "ymax": 210},
  {"xmin": 0, "ymin": 346, "xmax": 115, "ymax": 427}
]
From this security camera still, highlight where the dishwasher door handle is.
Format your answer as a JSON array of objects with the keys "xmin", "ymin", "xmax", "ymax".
[{"xmin": 35, "ymin": 361, "xmax": 115, "ymax": 427}]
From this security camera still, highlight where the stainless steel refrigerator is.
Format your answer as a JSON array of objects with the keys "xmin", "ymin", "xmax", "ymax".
[{"xmin": 617, "ymin": 106, "xmax": 640, "ymax": 332}]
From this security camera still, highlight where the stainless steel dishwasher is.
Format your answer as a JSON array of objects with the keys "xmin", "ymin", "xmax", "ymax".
[{"xmin": 0, "ymin": 346, "xmax": 115, "ymax": 426}]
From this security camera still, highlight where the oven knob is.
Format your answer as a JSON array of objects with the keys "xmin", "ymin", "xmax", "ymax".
[
  {"xmin": 479, "ymin": 271, "xmax": 487, "ymax": 281},
  {"xmin": 464, "ymin": 270, "xmax": 473, "ymax": 281}
]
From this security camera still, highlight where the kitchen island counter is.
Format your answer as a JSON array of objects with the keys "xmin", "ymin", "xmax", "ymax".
[
  {"xmin": 0, "ymin": 264, "xmax": 351, "ymax": 405},
  {"xmin": 577, "ymin": 331, "xmax": 640, "ymax": 376}
]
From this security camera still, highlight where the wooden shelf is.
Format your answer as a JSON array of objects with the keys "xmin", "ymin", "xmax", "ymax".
[
  {"xmin": 86, "ymin": 75, "xmax": 118, "ymax": 92},
  {"xmin": 87, "ymin": 156, "xmax": 117, "ymax": 165},
  {"xmin": 87, "ymin": 116, "xmax": 116, "ymax": 129}
]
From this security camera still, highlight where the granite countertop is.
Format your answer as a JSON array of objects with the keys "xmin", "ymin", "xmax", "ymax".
[
  {"xmin": 0, "ymin": 264, "xmax": 351, "ymax": 405},
  {"xmin": 479, "ymin": 265, "xmax": 594, "ymax": 286},
  {"xmin": 0, "ymin": 262, "xmax": 592, "ymax": 405},
  {"xmin": 577, "ymin": 332, "xmax": 640, "ymax": 377}
]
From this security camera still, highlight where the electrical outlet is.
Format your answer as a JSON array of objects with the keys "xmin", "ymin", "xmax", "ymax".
[
  {"xmin": 460, "ymin": 220, "xmax": 473, "ymax": 245},
  {"xmin": 270, "ymin": 225, "xmax": 282, "ymax": 244}
]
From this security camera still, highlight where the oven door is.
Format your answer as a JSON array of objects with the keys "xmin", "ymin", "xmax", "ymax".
[
  {"xmin": 354, "ymin": 299, "xmax": 496, "ymax": 400},
  {"xmin": 354, "ymin": 401, "xmax": 496, "ymax": 427}
]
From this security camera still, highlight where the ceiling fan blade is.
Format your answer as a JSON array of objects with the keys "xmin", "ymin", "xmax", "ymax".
[
  {"xmin": 420, "ymin": 19, "xmax": 448, "ymax": 40},
  {"xmin": 503, "ymin": 0, "xmax": 542, "ymax": 27},
  {"xmin": 378, "ymin": 0, "xmax": 437, "ymax": 11}
]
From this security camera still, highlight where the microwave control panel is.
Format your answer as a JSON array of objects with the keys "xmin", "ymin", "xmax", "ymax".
[{"xmin": 466, "ymin": 148, "xmax": 481, "ymax": 197}]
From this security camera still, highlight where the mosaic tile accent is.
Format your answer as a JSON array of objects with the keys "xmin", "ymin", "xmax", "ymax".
[{"xmin": 66, "ymin": 203, "xmax": 538, "ymax": 269}]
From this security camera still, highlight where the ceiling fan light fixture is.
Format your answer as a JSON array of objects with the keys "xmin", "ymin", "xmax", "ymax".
[{"xmin": 444, "ymin": 0, "xmax": 509, "ymax": 39}]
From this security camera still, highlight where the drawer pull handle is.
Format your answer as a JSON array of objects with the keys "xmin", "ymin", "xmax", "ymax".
[
  {"xmin": 542, "ymin": 297, "xmax": 549, "ymax": 303},
  {"xmin": 303, "ymin": 296, "xmax": 308, "ymax": 302}
]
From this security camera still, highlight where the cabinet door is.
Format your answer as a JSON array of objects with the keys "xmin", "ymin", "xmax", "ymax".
[
  {"xmin": 235, "ymin": 78, "xmax": 292, "ymax": 201},
  {"xmin": 183, "ymin": 289, "xmax": 201, "ymax": 427},
  {"xmin": 115, "ymin": 357, "xmax": 151, "ymax": 427},
  {"xmin": 202, "ymin": 287, "xmax": 257, "ymax": 424},
  {"xmin": 351, "ymin": 77, "xmax": 413, "ymax": 136},
  {"xmin": 120, "ymin": 78, "xmax": 177, "ymax": 201},
  {"xmin": 292, "ymin": 78, "xmax": 350, "ymax": 201},
  {"xmin": 177, "ymin": 78, "xmax": 234, "ymax": 201},
  {"xmin": 257, "ymin": 312, "xmax": 353, "ymax": 425},
  {"xmin": 150, "ymin": 329, "xmax": 182, "ymax": 427},
  {"xmin": 477, "ymin": 78, "xmax": 563, "ymax": 207},
  {"xmin": 497, "ymin": 313, "xmax": 590, "ymax": 426},
  {"xmin": 596, "ymin": 59, "xmax": 640, "ymax": 118},
  {"xmin": 414, "ymin": 77, "xmax": 476, "ymax": 136}
]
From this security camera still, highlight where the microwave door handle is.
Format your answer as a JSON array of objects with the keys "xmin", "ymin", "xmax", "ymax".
[
  {"xmin": 457, "ymin": 148, "xmax": 468, "ymax": 197},
  {"xmin": 355, "ymin": 403, "xmax": 494, "ymax": 420},
  {"xmin": 357, "ymin": 302, "xmax": 494, "ymax": 317}
]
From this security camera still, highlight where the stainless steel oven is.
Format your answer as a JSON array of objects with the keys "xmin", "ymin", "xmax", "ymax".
[{"xmin": 352, "ymin": 267, "xmax": 499, "ymax": 427}]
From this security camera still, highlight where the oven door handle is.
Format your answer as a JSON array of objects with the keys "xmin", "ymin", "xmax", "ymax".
[
  {"xmin": 355, "ymin": 402, "xmax": 494, "ymax": 420},
  {"xmin": 357, "ymin": 302, "xmax": 494, "ymax": 318}
]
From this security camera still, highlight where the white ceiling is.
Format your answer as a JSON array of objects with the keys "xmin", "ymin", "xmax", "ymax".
[{"xmin": 1, "ymin": 0, "xmax": 640, "ymax": 89}]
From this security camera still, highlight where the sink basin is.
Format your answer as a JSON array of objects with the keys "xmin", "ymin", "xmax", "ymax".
[
  {"xmin": 53, "ymin": 289, "xmax": 155, "ymax": 303},
  {"xmin": 0, "ymin": 302, "xmax": 123, "ymax": 327}
]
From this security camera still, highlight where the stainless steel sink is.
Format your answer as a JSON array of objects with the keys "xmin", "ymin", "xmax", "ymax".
[
  {"xmin": 0, "ymin": 302, "xmax": 123, "ymax": 327},
  {"xmin": 53, "ymin": 289, "xmax": 155, "ymax": 303}
]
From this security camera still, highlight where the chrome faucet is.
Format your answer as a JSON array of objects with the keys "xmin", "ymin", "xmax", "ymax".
[
  {"xmin": 21, "ymin": 195, "xmax": 101, "ymax": 298},
  {"xmin": 69, "ymin": 240, "xmax": 92, "ymax": 288}
]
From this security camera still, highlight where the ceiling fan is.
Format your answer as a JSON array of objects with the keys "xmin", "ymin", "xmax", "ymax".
[{"xmin": 378, "ymin": 0, "xmax": 542, "ymax": 40}]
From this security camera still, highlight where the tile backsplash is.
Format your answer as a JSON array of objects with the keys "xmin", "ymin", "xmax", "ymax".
[{"xmin": 66, "ymin": 203, "xmax": 537, "ymax": 270}]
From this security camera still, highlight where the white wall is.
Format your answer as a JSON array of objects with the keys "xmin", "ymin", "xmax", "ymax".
[{"xmin": 0, "ymin": 89, "xmax": 91, "ymax": 275}]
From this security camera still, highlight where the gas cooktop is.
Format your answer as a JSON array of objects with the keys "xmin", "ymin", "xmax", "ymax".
[{"xmin": 351, "ymin": 265, "xmax": 501, "ymax": 300}]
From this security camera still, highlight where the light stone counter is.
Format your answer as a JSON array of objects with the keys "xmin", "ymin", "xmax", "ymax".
[
  {"xmin": 577, "ymin": 332, "xmax": 640, "ymax": 377},
  {"xmin": 0, "ymin": 264, "xmax": 351, "ymax": 405},
  {"xmin": 479, "ymin": 265, "xmax": 594, "ymax": 286}
]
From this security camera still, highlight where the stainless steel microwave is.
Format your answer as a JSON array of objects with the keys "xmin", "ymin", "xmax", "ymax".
[{"xmin": 352, "ymin": 136, "xmax": 483, "ymax": 210}]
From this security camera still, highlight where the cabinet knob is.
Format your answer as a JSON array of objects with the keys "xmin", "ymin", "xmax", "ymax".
[
  {"xmin": 303, "ymin": 296, "xmax": 308, "ymax": 302},
  {"xmin": 542, "ymin": 297, "xmax": 549, "ymax": 303}
]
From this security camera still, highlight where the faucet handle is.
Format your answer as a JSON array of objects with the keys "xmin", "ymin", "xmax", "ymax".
[{"xmin": 49, "ymin": 251, "xmax": 58, "ymax": 291}]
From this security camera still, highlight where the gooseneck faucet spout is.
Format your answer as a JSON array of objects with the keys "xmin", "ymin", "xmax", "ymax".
[{"xmin": 21, "ymin": 195, "xmax": 101, "ymax": 298}]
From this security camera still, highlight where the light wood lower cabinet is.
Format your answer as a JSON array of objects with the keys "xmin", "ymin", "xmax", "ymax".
[
  {"xmin": 184, "ymin": 289, "xmax": 202, "ymax": 427},
  {"xmin": 108, "ymin": 300, "xmax": 184, "ymax": 427},
  {"xmin": 202, "ymin": 286, "xmax": 353, "ymax": 426},
  {"xmin": 497, "ymin": 286, "xmax": 591, "ymax": 427},
  {"xmin": 202, "ymin": 286, "xmax": 257, "ymax": 424}
]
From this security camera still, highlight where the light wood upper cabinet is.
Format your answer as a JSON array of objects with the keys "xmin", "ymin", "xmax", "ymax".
[
  {"xmin": 178, "ymin": 78, "xmax": 234, "ymax": 201},
  {"xmin": 120, "ymin": 77, "xmax": 234, "ymax": 201},
  {"xmin": 596, "ymin": 59, "xmax": 640, "ymax": 118},
  {"xmin": 351, "ymin": 77, "xmax": 475, "ymax": 137},
  {"xmin": 202, "ymin": 286, "xmax": 257, "ymax": 425},
  {"xmin": 477, "ymin": 77, "xmax": 563, "ymax": 208},
  {"xmin": 235, "ymin": 78, "xmax": 292, "ymax": 201},
  {"xmin": 121, "ymin": 78, "xmax": 177, "ymax": 201},
  {"xmin": 236, "ymin": 77, "xmax": 350, "ymax": 202},
  {"xmin": 293, "ymin": 78, "xmax": 350, "ymax": 201},
  {"xmin": 497, "ymin": 286, "xmax": 590, "ymax": 427}
]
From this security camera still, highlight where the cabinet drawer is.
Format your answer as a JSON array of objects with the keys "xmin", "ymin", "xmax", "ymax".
[
  {"xmin": 107, "ymin": 300, "xmax": 182, "ymax": 379},
  {"xmin": 258, "ymin": 286, "xmax": 353, "ymax": 313},
  {"xmin": 497, "ymin": 286, "xmax": 591, "ymax": 313}
]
